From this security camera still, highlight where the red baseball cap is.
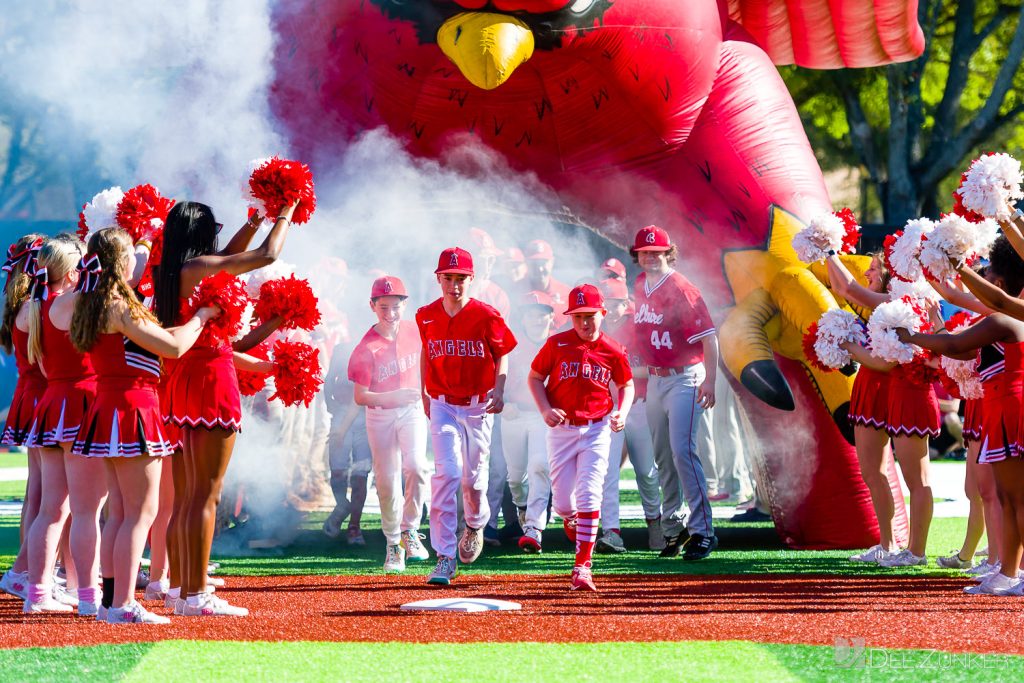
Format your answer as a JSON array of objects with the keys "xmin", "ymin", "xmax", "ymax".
[
  {"xmin": 564, "ymin": 284, "xmax": 605, "ymax": 314},
  {"xmin": 600, "ymin": 257, "xmax": 626, "ymax": 279},
  {"xmin": 371, "ymin": 275, "xmax": 408, "ymax": 299},
  {"xmin": 525, "ymin": 239, "xmax": 554, "ymax": 261},
  {"xmin": 435, "ymin": 247, "xmax": 474, "ymax": 275},
  {"xmin": 632, "ymin": 225, "xmax": 671, "ymax": 252},
  {"xmin": 468, "ymin": 227, "xmax": 502, "ymax": 257},
  {"xmin": 518, "ymin": 289, "xmax": 554, "ymax": 312},
  {"xmin": 599, "ymin": 278, "xmax": 629, "ymax": 301},
  {"xmin": 505, "ymin": 247, "xmax": 525, "ymax": 263}
]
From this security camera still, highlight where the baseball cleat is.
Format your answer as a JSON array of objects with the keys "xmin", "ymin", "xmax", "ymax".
[
  {"xmin": 518, "ymin": 527, "xmax": 542, "ymax": 554},
  {"xmin": 596, "ymin": 530, "xmax": 626, "ymax": 554},
  {"xmin": 458, "ymin": 527, "xmax": 484, "ymax": 564},
  {"xmin": 848, "ymin": 544, "xmax": 898, "ymax": 564},
  {"xmin": 107, "ymin": 601, "xmax": 170, "ymax": 624},
  {"xmin": 181, "ymin": 592, "xmax": 248, "ymax": 617},
  {"xmin": 0, "ymin": 570, "xmax": 29, "ymax": 600},
  {"xmin": 517, "ymin": 507, "xmax": 528, "ymax": 530},
  {"xmin": 658, "ymin": 532, "xmax": 685, "ymax": 558},
  {"xmin": 562, "ymin": 516, "xmax": 577, "ymax": 544},
  {"xmin": 322, "ymin": 500, "xmax": 351, "ymax": 539},
  {"xmin": 570, "ymin": 565, "xmax": 597, "ymax": 592},
  {"xmin": 384, "ymin": 544, "xmax": 407, "ymax": 573},
  {"xmin": 427, "ymin": 556, "xmax": 457, "ymax": 586},
  {"xmin": 401, "ymin": 530, "xmax": 430, "ymax": 561},
  {"xmin": 878, "ymin": 549, "xmax": 927, "ymax": 567},
  {"xmin": 682, "ymin": 533, "xmax": 718, "ymax": 561},
  {"xmin": 936, "ymin": 552, "xmax": 973, "ymax": 570},
  {"xmin": 646, "ymin": 520, "xmax": 666, "ymax": 551}
]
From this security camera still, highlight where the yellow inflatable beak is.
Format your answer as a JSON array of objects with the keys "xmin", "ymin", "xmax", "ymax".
[{"xmin": 437, "ymin": 12, "xmax": 535, "ymax": 90}]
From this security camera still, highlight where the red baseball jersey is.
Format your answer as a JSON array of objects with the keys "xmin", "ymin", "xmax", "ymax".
[
  {"xmin": 347, "ymin": 320, "xmax": 421, "ymax": 392},
  {"xmin": 531, "ymin": 330, "xmax": 632, "ymax": 421},
  {"xmin": 473, "ymin": 279, "xmax": 511, "ymax": 320},
  {"xmin": 519, "ymin": 277, "xmax": 572, "ymax": 328},
  {"xmin": 416, "ymin": 298, "xmax": 517, "ymax": 399},
  {"xmin": 603, "ymin": 315, "xmax": 647, "ymax": 400},
  {"xmin": 633, "ymin": 271, "xmax": 715, "ymax": 367}
]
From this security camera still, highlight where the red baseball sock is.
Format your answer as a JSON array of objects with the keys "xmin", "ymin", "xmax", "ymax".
[{"xmin": 575, "ymin": 510, "xmax": 599, "ymax": 568}]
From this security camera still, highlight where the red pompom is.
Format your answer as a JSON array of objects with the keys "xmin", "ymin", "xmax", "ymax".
[
  {"xmin": 253, "ymin": 275, "xmax": 322, "ymax": 331},
  {"xmin": 116, "ymin": 184, "xmax": 175, "ymax": 244},
  {"xmin": 937, "ymin": 368, "xmax": 964, "ymax": 400},
  {"xmin": 902, "ymin": 355, "xmax": 940, "ymax": 386},
  {"xmin": 269, "ymin": 339, "xmax": 323, "ymax": 407},
  {"xmin": 945, "ymin": 311, "xmax": 973, "ymax": 332},
  {"xmin": 882, "ymin": 232, "xmax": 901, "ymax": 279},
  {"xmin": 833, "ymin": 208, "xmax": 861, "ymax": 254},
  {"xmin": 801, "ymin": 322, "xmax": 832, "ymax": 373},
  {"xmin": 237, "ymin": 342, "xmax": 271, "ymax": 396},
  {"xmin": 247, "ymin": 157, "xmax": 317, "ymax": 224},
  {"xmin": 77, "ymin": 205, "xmax": 89, "ymax": 241},
  {"xmin": 182, "ymin": 271, "xmax": 250, "ymax": 345},
  {"xmin": 951, "ymin": 172, "xmax": 988, "ymax": 223}
]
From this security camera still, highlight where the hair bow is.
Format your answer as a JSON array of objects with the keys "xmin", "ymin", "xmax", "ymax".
[
  {"xmin": 2, "ymin": 237, "xmax": 44, "ymax": 278},
  {"xmin": 74, "ymin": 254, "xmax": 103, "ymax": 294},
  {"xmin": 29, "ymin": 267, "xmax": 50, "ymax": 302}
]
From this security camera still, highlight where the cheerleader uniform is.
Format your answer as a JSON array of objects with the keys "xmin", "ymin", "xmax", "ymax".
[
  {"xmin": 72, "ymin": 334, "xmax": 175, "ymax": 457},
  {"xmin": 0, "ymin": 325, "xmax": 47, "ymax": 446},
  {"xmin": 963, "ymin": 343, "xmax": 1003, "ymax": 444},
  {"xmin": 159, "ymin": 357, "xmax": 181, "ymax": 451},
  {"xmin": 28, "ymin": 299, "xmax": 97, "ymax": 447},
  {"xmin": 849, "ymin": 366, "xmax": 891, "ymax": 431},
  {"xmin": 885, "ymin": 361, "xmax": 941, "ymax": 439},
  {"xmin": 166, "ymin": 328, "xmax": 242, "ymax": 432},
  {"xmin": 978, "ymin": 342, "xmax": 1023, "ymax": 464}
]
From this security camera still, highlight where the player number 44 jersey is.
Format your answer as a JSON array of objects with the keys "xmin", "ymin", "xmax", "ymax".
[{"xmin": 632, "ymin": 270, "xmax": 715, "ymax": 368}]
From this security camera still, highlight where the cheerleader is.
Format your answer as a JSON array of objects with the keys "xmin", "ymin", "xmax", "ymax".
[
  {"xmin": 68, "ymin": 228, "xmax": 216, "ymax": 623},
  {"xmin": 0, "ymin": 235, "xmax": 44, "ymax": 600},
  {"xmin": 21, "ymin": 234, "xmax": 94, "ymax": 613},
  {"xmin": 826, "ymin": 252, "xmax": 904, "ymax": 563},
  {"xmin": 153, "ymin": 199, "xmax": 297, "ymax": 617}
]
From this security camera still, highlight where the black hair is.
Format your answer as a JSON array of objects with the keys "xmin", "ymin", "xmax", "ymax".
[
  {"xmin": 154, "ymin": 201, "xmax": 218, "ymax": 327},
  {"xmin": 987, "ymin": 235, "xmax": 1024, "ymax": 296}
]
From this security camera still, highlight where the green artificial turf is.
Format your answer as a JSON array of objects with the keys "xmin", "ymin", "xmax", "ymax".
[
  {"xmin": 0, "ymin": 451, "xmax": 27, "ymax": 469},
  {"xmin": 0, "ymin": 479, "xmax": 27, "ymax": 501},
  {"xmin": 0, "ymin": 640, "xmax": 1019, "ymax": 683}
]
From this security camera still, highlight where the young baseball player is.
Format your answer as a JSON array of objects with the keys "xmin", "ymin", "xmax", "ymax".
[
  {"xmin": 502, "ymin": 290, "xmax": 556, "ymax": 553},
  {"xmin": 417, "ymin": 247, "xmax": 517, "ymax": 585},
  {"xmin": 529, "ymin": 284, "xmax": 634, "ymax": 591},
  {"xmin": 349, "ymin": 275, "xmax": 430, "ymax": 572},
  {"xmin": 631, "ymin": 225, "xmax": 719, "ymax": 561}
]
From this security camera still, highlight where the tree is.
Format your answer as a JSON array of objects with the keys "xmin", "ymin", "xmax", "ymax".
[{"xmin": 782, "ymin": 1, "xmax": 1024, "ymax": 225}]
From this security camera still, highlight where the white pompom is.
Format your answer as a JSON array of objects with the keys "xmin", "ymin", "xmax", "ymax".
[
  {"xmin": 919, "ymin": 214, "xmax": 999, "ymax": 282},
  {"xmin": 958, "ymin": 153, "xmax": 1024, "ymax": 220},
  {"xmin": 81, "ymin": 186, "xmax": 125, "ymax": 234},
  {"xmin": 230, "ymin": 301, "xmax": 255, "ymax": 343},
  {"xmin": 887, "ymin": 276, "xmax": 940, "ymax": 305},
  {"xmin": 888, "ymin": 219, "xmax": 933, "ymax": 282},
  {"xmin": 813, "ymin": 309, "xmax": 867, "ymax": 369},
  {"xmin": 939, "ymin": 320, "xmax": 985, "ymax": 399},
  {"xmin": 792, "ymin": 212, "xmax": 846, "ymax": 263},
  {"xmin": 244, "ymin": 260, "xmax": 297, "ymax": 298},
  {"xmin": 867, "ymin": 297, "xmax": 925, "ymax": 363}
]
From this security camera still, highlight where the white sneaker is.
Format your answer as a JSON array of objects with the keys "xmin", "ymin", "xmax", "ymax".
[
  {"xmin": 596, "ymin": 530, "xmax": 626, "ymax": 554},
  {"xmin": 401, "ymin": 530, "xmax": 430, "ymax": 561},
  {"xmin": 206, "ymin": 576, "xmax": 225, "ymax": 588},
  {"xmin": 518, "ymin": 527, "xmax": 542, "ymax": 554},
  {"xmin": 936, "ymin": 552, "xmax": 972, "ymax": 570},
  {"xmin": 52, "ymin": 585, "xmax": 79, "ymax": 606},
  {"xmin": 144, "ymin": 580, "xmax": 169, "ymax": 601},
  {"xmin": 964, "ymin": 572, "xmax": 1023, "ymax": 596},
  {"xmin": 458, "ymin": 527, "xmax": 484, "ymax": 564},
  {"xmin": 23, "ymin": 595, "xmax": 73, "ymax": 613},
  {"xmin": 78, "ymin": 600, "xmax": 100, "ymax": 617},
  {"xmin": 971, "ymin": 561, "xmax": 1003, "ymax": 581},
  {"xmin": 384, "ymin": 544, "xmax": 406, "ymax": 573},
  {"xmin": 181, "ymin": 592, "xmax": 248, "ymax": 617},
  {"xmin": 97, "ymin": 605, "xmax": 108, "ymax": 622},
  {"xmin": 136, "ymin": 569, "xmax": 150, "ymax": 589},
  {"xmin": 174, "ymin": 598, "xmax": 186, "ymax": 616},
  {"xmin": 878, "ymin": 549, "xmax": 927, "ymax": 567},
  {"xmin": 107, "ymin": 601, "xmax": 170, "ymax": 624},
  {"xmin": 848, "ymin": 544, "xmax": 897, "ymax": 563},
  {"xmin": 0, "ymin": 570, "xmax": 29, "ymax": 600},
  {"xmin": 163, "ymin": 588, "xmax": 181, "ymax": 610}
]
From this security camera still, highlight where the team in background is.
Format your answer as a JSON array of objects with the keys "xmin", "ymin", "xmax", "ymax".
[{"xmin": 4, "ymin": 204, "xmax": 1024, "ymax": 620}]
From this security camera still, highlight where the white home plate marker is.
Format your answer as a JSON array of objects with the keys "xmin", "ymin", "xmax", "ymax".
[{"xmin": 400, "ymin": 598, "xmax": 521, "ymax": 613}]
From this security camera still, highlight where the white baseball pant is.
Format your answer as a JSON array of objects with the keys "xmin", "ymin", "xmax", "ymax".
[
  {"xmin": 696, "ymin": 406, "xmax": 720, "ymax": 493},
  {"xmin": 647, "ymin": 364, "xmax": 713, "ymax": 538},
  {"xmin": 365, "ymin": 402, "xmax": 430, "ymax": 546},
  {"xmin": 428, "ymin": 398, "xmax": 493, "ymax": 559},
  {"xmin": 501, "ymin": 409, "xmax": 550, "ymax": 530},
  {"xmin": 711, "ymin": 372, "xmax": 753, "ymax": 499},
  {"xmin": 601, "ymin": 399, "xmax": 661, "ymax": 529},
  {"xmin": 485, "ymin": 415, "xmax": 507, "ymax": 531},
  {"xmin": 547, "ymin": 417, "xmax": 611, "ymax": 519}
]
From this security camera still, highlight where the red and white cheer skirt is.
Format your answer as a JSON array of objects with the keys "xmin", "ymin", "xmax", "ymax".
[
  {"xmin": 72, "ymin": 379, "xmax": 175, "ymax": 458},
  {"xmin": 962, "ymin": 399, "xmax": 982, "ymax": 444},
  {"xmin": 849, "ymin": 366, "xmax": 890, "ymax": 431},
  {"xmin": 1, "ymin": 376, "xmax": 46, "ymax": 446},
  {"xmin": 166, "ymin": 345, "xmax": 242, "ymax": 432},
  {"xmin": 28, "ymin": 378, "xmax": 98, "ymax": 448},
  {"xmin": 978, "ymin": 376, "xmax": 1023, "ymax": 464},
  {"xmin": 885, "ymin": 377, "xmax": 940, "ymax": 439}
]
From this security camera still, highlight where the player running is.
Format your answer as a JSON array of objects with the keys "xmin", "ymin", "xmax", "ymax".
[
  {"xmin": 417, "ymin": 247, "xmax": 517, "ymax": 586},
  {"xmin": 529, "ymin": 284, "xmax": 634, "ymax": 591}
]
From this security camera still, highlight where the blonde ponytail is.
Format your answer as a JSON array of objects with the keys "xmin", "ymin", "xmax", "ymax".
[{"xmin": 25, "ymin": 234, "xmax": 85, "ymax": 365}]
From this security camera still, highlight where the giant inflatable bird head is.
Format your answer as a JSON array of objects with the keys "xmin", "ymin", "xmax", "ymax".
[{"xmin": 272, "ymin": 0, "xmax": 924, "ymax": 548}]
